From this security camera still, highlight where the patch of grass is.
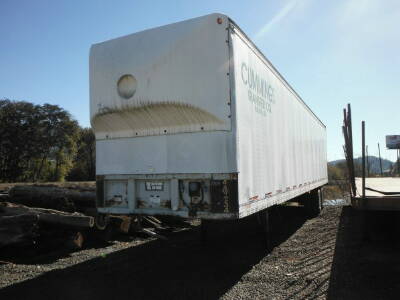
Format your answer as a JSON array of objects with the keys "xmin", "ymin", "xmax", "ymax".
[{"xmin": 323, "ymin": 184, "xmax": 349, "ymax": 200}]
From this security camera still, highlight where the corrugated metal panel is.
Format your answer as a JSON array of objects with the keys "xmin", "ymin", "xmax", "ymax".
[
  {"xmin": 96, "ymin": 131, "xmax": 237, "ymax": 175},
  {"xmin": 229, "ymin": 24, "xmax": 327, "ymax": 217}
]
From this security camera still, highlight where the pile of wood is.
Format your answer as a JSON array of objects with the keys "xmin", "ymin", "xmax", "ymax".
[
  {"xmin": 0, "ymin": 185, "xmax": 96, "ymax": 249},
  {"xmin": 0, "ymin": 184, "xmax": 172, "ymax": 250},
  {"xmin": 0, "ymin": 214, "xmax": 39, "ymax": 247},
  {"xmin": 8, "ymin": 185, "xmax": 96, "ymax": 215},
  {"xmin": 0, "ymin": 201, "xmax": 94, "ymax": 248},
  {"xmin": 342, "ymin": 103, "xmax": 357, "ymax": 197}
]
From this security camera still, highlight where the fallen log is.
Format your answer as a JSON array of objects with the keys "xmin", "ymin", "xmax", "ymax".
[
  {"xmin": 0, "ymin": 194, "xmax": 10, "ymax": 202},
  {"xmin": 65, "ymin": 231, "xmax": 85, "ymax": 250},
  {"xmin": 39, "ymin": 212, "xmax": 94, "ymax": 228},
  {"xmin": 0, "ymin": 202, "xmax": 94, "ymax": 229},
  {"xmin": 0, "ymin": 214, "xmax": 39, "ymax": 247},
  {"xmin": 110, "ymin": 215, "xmax": 132, "ymax": 233},
  {"xmin": 9, "ymin": 185, "xmax": 95, "ymax": 198},
  {"xmin": 8, "ymin": 185, "xmax": 96, "ymax": 212}
]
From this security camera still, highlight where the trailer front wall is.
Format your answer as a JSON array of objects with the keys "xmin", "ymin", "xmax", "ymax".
[
  {"xmin": 230, "ymin": 26, "xmax": 328, "ymax": 217},
  {"xmin": 91, "ymin": 13, "xmax": 238, "ymax": 177},
  {"xmin": 90, "ymin": 14, "xmax": 231, "ymax": 141}
]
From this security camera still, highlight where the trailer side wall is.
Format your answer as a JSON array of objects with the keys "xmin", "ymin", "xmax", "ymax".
[{"xmin": 230, "ymin": 24, "xmax": 328, "ymax": 218}]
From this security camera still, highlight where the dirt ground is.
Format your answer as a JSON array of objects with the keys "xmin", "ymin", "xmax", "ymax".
[{"xmin": 1, "ymin": 204, "xmax": 399, "ymax": 300}]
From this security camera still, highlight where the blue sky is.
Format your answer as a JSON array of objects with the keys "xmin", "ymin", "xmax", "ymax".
[{"xmin": 1, "ymin": 0, "xmax": 399, "ymax": 162}]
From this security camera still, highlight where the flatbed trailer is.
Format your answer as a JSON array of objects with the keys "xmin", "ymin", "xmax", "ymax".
[{"xmin": 352, "ymin": 177, "xmax": 400, "ymax": 211}]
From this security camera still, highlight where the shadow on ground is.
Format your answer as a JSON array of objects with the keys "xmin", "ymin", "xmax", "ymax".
[
  {"xmin": 0, "ymin": 232, "xmax": 115, "ymax": 265},
  {"xmin": 0, "ymin": 206, "xmax": 307, "ymax": 300},
  {"xmin": 328, "ymin": 206, "xmax": 400, "ymax": 300}
]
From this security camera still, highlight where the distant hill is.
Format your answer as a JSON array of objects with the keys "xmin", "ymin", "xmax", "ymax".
[{"xmin": 329, "ymin": 156, "xmax": 394, "ymax": 174}]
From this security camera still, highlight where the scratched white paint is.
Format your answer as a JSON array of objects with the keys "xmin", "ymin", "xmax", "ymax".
[{"xmin": 90, "ymin": 13, "xmax": 231, "ymax": 140}]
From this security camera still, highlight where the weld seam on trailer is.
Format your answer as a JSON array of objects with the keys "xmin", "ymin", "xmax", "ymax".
[{"xmin": 94, "ymin": 129, "xmax": 233, "ymax": 141}]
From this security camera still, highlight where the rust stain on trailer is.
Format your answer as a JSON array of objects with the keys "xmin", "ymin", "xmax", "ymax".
[{"xmin": 249, "ymin": 195, "xmax": 259, "ymax": 201}]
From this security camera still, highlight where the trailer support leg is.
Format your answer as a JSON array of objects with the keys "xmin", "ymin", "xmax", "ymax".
[
  {"xmin": 200, "ymin": 219, "xmax": 210, "ymax": 244},
  {"xmin": 305, "ymin": 188, "xmax": 322, "ymax": 218},
  {"xmin": 257, "ymin": 208, "xmax": 272, "ymax": 251},
  {"xmin": 264, "ymin": 209, "xmax": 271, "ymax": 251}
]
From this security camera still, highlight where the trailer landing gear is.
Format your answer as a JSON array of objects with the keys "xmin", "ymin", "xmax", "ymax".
[
  {"xmin": 200, "ymin": 220, "xmax": 208, "ymax": 244},
  {"xmin": 257, "ymin": 208, "xmax": 273, "ymax": 251},
  {"xmin": 200, "ymin": 219, "xmax": 218, "ymax": 244},
  {"xmin": 304, "ymin": 189, "xmax": 323, "ymax": 218}
]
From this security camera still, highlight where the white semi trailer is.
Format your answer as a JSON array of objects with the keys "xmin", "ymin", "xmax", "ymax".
[{"xmin": 90, "ymin": 13, "xmax": 327, "ymax": 223}]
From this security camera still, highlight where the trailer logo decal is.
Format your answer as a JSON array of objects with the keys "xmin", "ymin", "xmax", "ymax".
[{"xmin": 241, "ymin": 62, "xmax": 275, "ymax": 116}]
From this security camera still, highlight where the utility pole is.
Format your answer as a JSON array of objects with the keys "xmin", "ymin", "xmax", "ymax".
[
  {"xmin": 366, "ymin": 145, "xmax": 370, "ymax": 177},
  {"xmin": 378, "ymin": 143, "xmax": 383, "ymax": 176},
  {"xmin": 347, "ymin": 104, "xmax": 355, "ymax": 184},
  {"xmin": 397, "ymin": 149, "xmax": 400, "ymax": 176},
  {"xmin": 362, "ymin": 122, "xmax": 366, "ymax": 199}
]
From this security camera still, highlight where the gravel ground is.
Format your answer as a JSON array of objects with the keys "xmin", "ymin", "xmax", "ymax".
[
  {"xmin": 223, "ymin": 207, "xmax": 339, "ymax": 300},
  {"xmin": 0, "ymin": 205, "xmax": 399, "ymax": 299},
  {"xmin": 0, "ymin": 236, "xmax": 152, "ymax": 288}
]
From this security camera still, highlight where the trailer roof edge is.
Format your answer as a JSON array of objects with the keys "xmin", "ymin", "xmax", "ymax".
[{"xmin": 228, "ymin": 17, "xmax": 326, "ymax": 129}]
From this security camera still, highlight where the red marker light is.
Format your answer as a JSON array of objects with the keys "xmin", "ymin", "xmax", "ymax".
[{"xmin": 217, "ymin": 17, "xmax": 223, "ymax": 24}]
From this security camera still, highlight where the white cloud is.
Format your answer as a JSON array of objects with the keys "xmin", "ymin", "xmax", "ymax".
[{"xmin": 254, "ymin": 0, "xmax": 300, "ymax": 40}]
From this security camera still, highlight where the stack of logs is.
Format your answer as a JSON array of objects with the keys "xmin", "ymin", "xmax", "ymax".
[
  {"xmin": 0, "ymin": 185, "xmax": 137, "ymax": 250},
  {"xmin": 0, "ymin": 184, "xmax": 170, "ymax": 250}
]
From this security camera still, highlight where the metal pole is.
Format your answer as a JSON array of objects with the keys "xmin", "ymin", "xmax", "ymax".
[
  {"xmin": 378, "ymin": 143, "xmax": 383, "ymax": 176},
  {"xmin": 366, "ymin": 145, "xmax": 370, "ymax": 177},
  {"xmin": 397, "ymin": 149, "xmax": 400, "ymax": 176},
  {"xmin": 362, "ymin": 121, "xmax": 365, "ymax": 199},
  {"xmin": 342, "ymin": 126, "xmax": 353, "ymax": 196},
  {"xmin": 347, "ymin": 104, "xmax": 356, "ymax": 194}
]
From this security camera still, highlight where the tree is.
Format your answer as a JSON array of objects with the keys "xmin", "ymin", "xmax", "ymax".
[
  {"xmin": 328, "ymin": 164, "xmax": 344, "ymax": 181},
  {"xmin": 0, "ymin": 100, "xmax": 43, "ymax": 181},
  {"xmin": 35, "ymin": 104, "xmax": 79, "ymax": 181},
  {"xmin": 0, "ymin": 99, "xmax": 79, "ymax": 182},
  {"xmin": 67, "ymin": 128, "xmax": 96, "ymax": 181}
]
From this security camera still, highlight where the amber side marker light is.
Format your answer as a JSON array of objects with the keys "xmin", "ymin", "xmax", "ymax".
[{"xmin": 217, "ymin": 17, "xmax": 223, "ymax": 24}]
